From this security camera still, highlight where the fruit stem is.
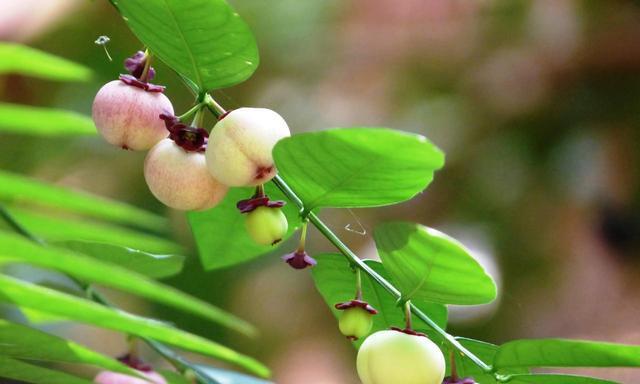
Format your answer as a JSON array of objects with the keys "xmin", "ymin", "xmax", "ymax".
[
  {"xmin": 297, "ymin": 220, "xmax": 308, "ymax": 252},
  {"xmin": 404, "ymin": 300, "xmax": 413, "ymax": 330},
  {"xmin": 139, "ymin": 49, "xmax": 153, "ymax": 83},
  {"xmin": 204, "ymin": 93, "xmax": 227, "ymax": 118},
  {"xmin": 450, "ymin": 349, "xmax": 459, "ymax": 381},
  {"xmin": 178, "ymin": 103, "xmax": 205, "ymax": 121},
  {"xmin": 271, "ymin": 175, "xmax": 495, "ymax": 375},
  {"xmin": 355, "ymin": 268, "xmax": 363, "ymax": 300},
  {"xmin": 191, "ymin": 106, "xmax": 206, "ymax": 128}
]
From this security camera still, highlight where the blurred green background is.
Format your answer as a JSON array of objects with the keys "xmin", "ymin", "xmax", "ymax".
[{"xmin": 1, "ymin": 0, "xmax": 639, "ymax": 382}]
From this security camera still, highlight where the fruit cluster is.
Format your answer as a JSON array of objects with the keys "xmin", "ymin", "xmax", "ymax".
[{"xmin": 92, "ymin": 51, "xmax": 290, "ymax": 245}]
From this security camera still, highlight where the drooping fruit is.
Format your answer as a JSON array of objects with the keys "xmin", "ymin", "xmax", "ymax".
[
  {"xmin": 335, "ymin": 299, "xmax": 377, "ymax": 340},
  {"xmin": 205, "ymin": 107, "xmax": 291, "ymax": 187},
  {"xmin": 144, "ymin": 117, "xmax": 227, "ymax": 211},
  {"xmin": 357, "ymin": 329, "xmax": 446, "ymax": 384},
  {"xmin": 92, "ymin": 79, "xmax": 173, "ymax": 150},
  {"xmin": 244, "ymin": 206, "xmax": 288, "ymax": 245}
]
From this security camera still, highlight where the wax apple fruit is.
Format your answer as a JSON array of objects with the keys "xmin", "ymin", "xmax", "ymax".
[
  {"xmin": 205, "ymin": 108, "xmax": 290, "ymax": 186},
  {"xmin": 92, "ymin": 80, "xmax": 173, "ymax": 150},
  {"xmin": 357, "ymin": 329, "xmax": 445, "ymax": 384}
]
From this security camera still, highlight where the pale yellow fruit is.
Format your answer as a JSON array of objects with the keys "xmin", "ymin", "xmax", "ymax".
[
  {"xmin": 357, "ymin": 330, "xmax": 445, "ymax": 384},
  {"xmin": 244, "ymin": 206, "xmax": 288, "ymax": 245},
  {"xmin": 206, "ymin": 108, "xmax": 290, "ymax": 187},
  {"xmin": 144, "ymin": 139, "xmax": 228, "ymax": 211}
]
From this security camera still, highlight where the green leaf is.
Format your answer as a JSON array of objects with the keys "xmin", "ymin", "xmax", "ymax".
[
  {"xmin": 0, "ymin": 275, "xmax": 270, "ymax": 378},
  {"xmin": 507, "ymin": 374, "xmax": 618, "ymax": 384},
  {"xmin": 0, "ymin": 103, "xmax": 96, "ymax": 136},
  {"xmin": 189, "ymin": 183, "xmax": 300, "ymax": 270},
  {"xmin": 0, "ymin": 320, "xmax": 139, "ymax": 377},
  {"xmin": 373, "ymin": 222, "xmax": 497, "ymax": 305},
  {"xmin": 450, "ymin": 338, "xmax": 526, "ymax": 383},
  {"xmin": 0, "ymin": 170, "xmax": 167, "ymax": 233},
  {"xmin": 0, "ymin": 232, "xmax": 255, "ymax": 336},
  {"xmin": 194, "ymin": 365, "xmax": 273, "ymax": 384},
  {"xmin": 273, "ymin": 128, "xmax": 445, "ymax": 210},
  {"xmin": 110, "ymin": 0, "xmax": 259, "ymax": 91},
  {"xmin": 160, "ymin": 370, "xmax": 195, "ymax": 384},
  {"xmin": 4, "ymin": 207, "xmax": 181, "ymax": 254},
  {"xmin": 494, "ymin": 339, "xmax": 640, "ymax": 368},
  {"xmin": 55, "ymin": 240, "xmax": 185, "ymax": 279},
  {"xmin": 0, "ymin": 43, "xmax": 91, "ymax": 82},
  {"xmin": 0, "ymin": 356, "xmax": 93, "ymax": 384},
  {"xmin": 311, "ymin": 253, "xmax": 447, "ymax": 346}
]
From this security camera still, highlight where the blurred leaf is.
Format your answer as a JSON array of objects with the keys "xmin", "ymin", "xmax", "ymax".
[
  {"xmin": 273, "ymin": 128, "xmax": 444, "ymax": 210},
  {"xmin": 194, "ymin": 365, "xmax": 273, "ymax": 384},
  {"xmin": 0, "ymin": 103, "xmax": 96, "ymax": 136},
  {"xmin": 110, "ymin": 0, "xmax": 259, "ymax": 91},
  {"xmin": 0, "ymin": 356, "xmax": 92, "ymax": 384},
  {"xmin": 0, "ymin": 170, "xmax": 167, "ymax": 233},
  {"xmin": 160, "ymin": 370, "xmax": 194, "ymax": 384},
  {"xmin": 19, "ymin": 307, "xmax": 68, "ymax": 324},
  {"xmin": 0, "ymin": 275, "xmax": 270, "ymax": 378},
  {"xmin": 189, "ymin": 183, "xmax": 300, "ymax": 270},
  {"xmin": 494, "ymin": 339, "xmax": 640, "ymax": 368},
  {"xmin": 0, "ymin": 232, "xmax": 255, "ymax": 336},
  {"xmin": 5, "ymin": 207, "xmax": 181, "ymax": 254},
  {"xmin": 55, "ymin": 240, "xmax": 185, "ymax": 279},
  {"xmin": 0, "ymin": 43, "xmax": 91, "ymax": 82},
  {"xmin": 374, "ymin": 222, "xmax": 497, "ymax": 305},
  {"xmin": 311, "ymin": 253, "xmax": 447, "ymax": 346},
  {"xmin": 0, "ymin": 320, "xmax": 139, "ymax": 377},
  {"xmin": 506, "ymin": 374, "xmax": 618, "ymax": 384}
]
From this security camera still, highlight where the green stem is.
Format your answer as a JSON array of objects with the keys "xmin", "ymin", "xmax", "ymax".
[
  {"xmin": 178, "ymin": 103, "xmax": 205, "ymax": 122},
  {"xmin": 404, "ymin": 300, "xmax": 412, "ymax": 330},
  {"xmin": 355, "ymin": 268, "xmax": 363, "ymax": 301},
  {"xmin": 204, "ymin": 93, "xmax": 226, "ymax": 118},
  {"xmin": 0, "ymin": 205, "xmax": 212, "ymax": 383},
  {"xmin": 271, "ymin": 175, "xmax": 494, "ymax": 374},
  {"xmin": 139, "ymin": 49, "xmax": 153, "ymax": 83}
]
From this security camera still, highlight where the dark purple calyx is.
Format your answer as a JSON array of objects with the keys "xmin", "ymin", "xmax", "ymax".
[
  {"xmin": 335, "ymin": 299, "xmax": 378, "ymax": 314},
  {"xmin": 117, "ymin": 354, "xmax": 152, "ymax": 372},
  {"xmin": 237, "ymin": 194, "xmax": 285, "ymax": 214},
  {"xmin": 118, "ymin": 51, "xmax": 164, "ymax": 92},
  {"xmin": 124, "ymin": 50, "xmax": 156, "ymax": 80},
  {"xmin": 119, "ymin": 74, "xmax": 165, "ymax": 92},
  {"xmin": 160, "ymin": 114, "xmax": 208, "ymax": 152},
  {"xmin": 443, "ymin": 377, "xmax": 477, "ymax": 384},
  {"xmin": 389, "ymin": 326, "xmax": 427, "ymax": 337},
  {"xmin": 282, "ymin": 250, "xmax": 317, "ymax": 269}
]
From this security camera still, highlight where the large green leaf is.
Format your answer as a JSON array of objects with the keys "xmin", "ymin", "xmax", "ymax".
[
  {"xmin": 4, "ymin": 207, "xmax": 181, "ymax": 254},
  {"xmin": 311, "ymin": 253, "xmax": 447, "ymax": 346},
  {"xmin": 0, "ymin": 103, "xmax": 96, "ymax": 136},
  {"xmin": 0, "ymin": 43, "xmax": 91, "ymax": 82},
  {"xmin": 0, "ymin": 356, "xmax": 92, "ymax": 384},
  {"xmin": 494, "ymin": 339, "xmax": 640, "ymax": 368},
  {"xmin": 373, "ymin": 222, "xmax": 497, "ymax": 305},
  {"xmin": 0, "ymin": 275, "xmax": 270, "ymax": 378},
  {"xmin": 55, "ymin": 240, "xmax": 185, "ymax": 279},
  {"xmin": 507, "ymin": 374, "xmax": 617, "ymax": 384},
  {"xmin": 110, "ymin": 0, "xmax": 259, "ymax": 91},
  {"xmin": 273, "ymin": 128, "xmax": 444, "ymax": 210},
  {"xmin": 0, "ymin": 320, "xmax": 138, "ymax": 377},
  {"xmin": 0, "ymin": 170, "xmax": 167, "ymax": 233},
  {"xmin": 0, "ymin": 232, "xmax": 254, "ymax": 336},
  {"xmin": 189, "ymin": 183, "xmax": 300, "ymax": 270}
]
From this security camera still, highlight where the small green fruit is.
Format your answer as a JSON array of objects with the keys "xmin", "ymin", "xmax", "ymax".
[
  {"xmin": 357, "ymin": 329, "xmax": 445, "ymax": 384},
  {"xmin": 244, "ymin": 206, "xmax": 288, "ymax": 245},
  {"xmin": 339, "ymin": 307, "xmax": 374, "ymax": 340}
]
